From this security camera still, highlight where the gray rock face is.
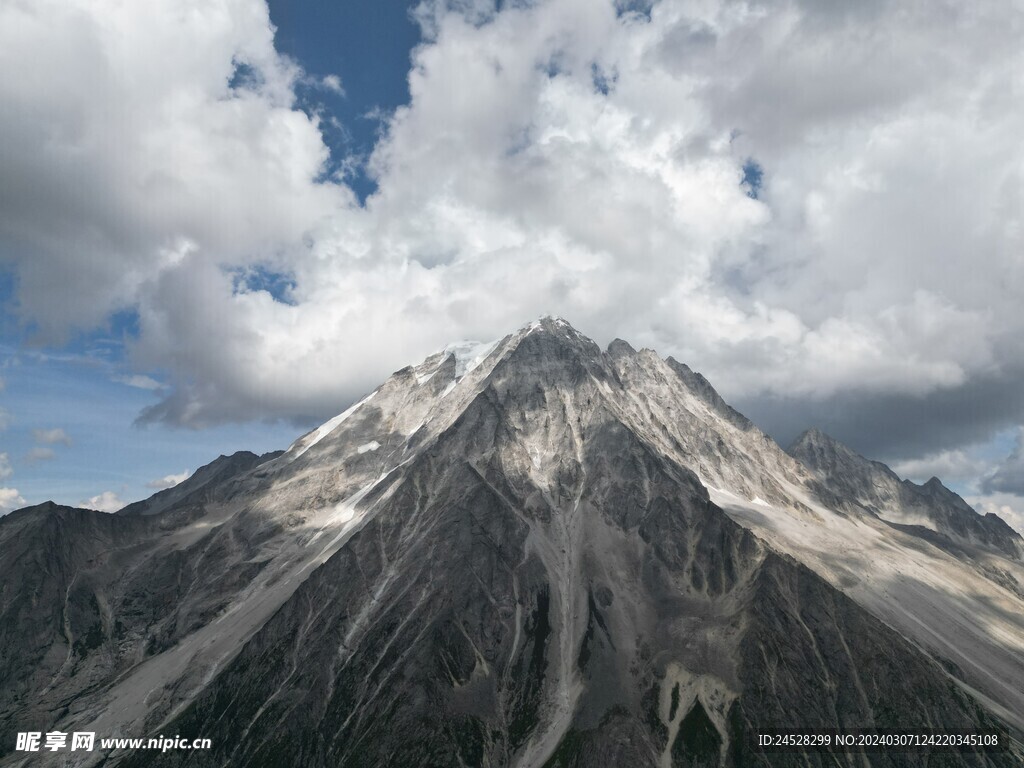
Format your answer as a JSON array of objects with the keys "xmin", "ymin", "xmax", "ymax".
[
  {"xmin": 0, "ymin": 503, "xmax": 154, "ymax": 745},
  {"xmin": 118, "ymin": 450, "xmax": 283, "ymax": 517},
  {"xmin": 788, "ymin": 428, "xmax": 1023, "ymax": 560},
  {"xmin": 2, "ymin": 319, "xmax": 1022, "ymax": 767}
]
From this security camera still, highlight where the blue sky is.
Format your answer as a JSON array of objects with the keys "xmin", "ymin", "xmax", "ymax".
[
  {"xmin": 267, "ymin": 0, "xmax": 421, "ymax": 200},
  {"xmin": 0, "ymin": 282, "xmax": 303, "ymax": 509}
]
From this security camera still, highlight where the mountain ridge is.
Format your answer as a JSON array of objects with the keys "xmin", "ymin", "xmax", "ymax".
[
  {"xmin": 2, "ymin": 317, "xmax": 1022, "ymax": 766},
  {"xmin": 117, "ymin": 450, "xmax": 283, "ymax": 517},
  {"xmin": 787, "ymin": 426, "xmax": 1022, "ymax": 557}
]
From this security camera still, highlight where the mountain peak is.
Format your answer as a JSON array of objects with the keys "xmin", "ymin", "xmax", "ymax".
[
  {"xmin": 118, "ymin": 449, "xmax": 281, "ymax": 516},
  {"xmin": 789, "ymin": 427, "xmax": 839, "ymax": 451},
  {"xmin": 533, "ymin": 312, "xmax": 572, "ymax": 326},
  {"xmin": 430, "ymin": 317, "xmax": 592, "ymax": 379},
  {"xmin": 606, "ymin": 338, "xmax": 636, "ymax": 357},
  {"xmin": 509, "ymin": 314, "xmax": 576, "ymax": 338},
  {"xmin": 520, "ymin": 315, "xmax": 596, "ymax": 346},
  {"xmin": 6, "ymin": 317, "xmax": 1024, "ymax": 760},
  {"xmin": 787, "ymin": 428, "xmax": 874, "ymax": 477}
]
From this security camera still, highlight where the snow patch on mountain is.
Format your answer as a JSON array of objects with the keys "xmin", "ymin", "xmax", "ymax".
[
  {"xmin": 287, "ymin": 391, "xmax": 377, "ymax": 459},
  {"xmin": 443, "ymin": 339, "xmax": 500, "ymax": 379},
  {"xmin": 414, "ymin": 368, "xmax": 438, "ymax": 385}
]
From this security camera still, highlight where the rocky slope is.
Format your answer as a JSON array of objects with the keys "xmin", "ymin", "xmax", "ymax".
[
  {"xmin": 117, "ymin": 450, "xmax": 282, "ymax": 517},
  {"xmin": 789, "ymin": 428, "xmax": 1021, "ymax": 558},
  {"xmin": 1, "ymin": 318, "xmax": 1021, "ymax": 767}
]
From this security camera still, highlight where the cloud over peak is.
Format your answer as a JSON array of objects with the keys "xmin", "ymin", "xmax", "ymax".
[
  {"xmin": 1, "ymin": 0, "xmax": 1022, "ymax": 467},
  {"xmin": 147, "ymin": 470, "xmax": 192, "ymax": 490},
  {"xmin": 78, "ymin": 490, "xmax": 125, "ymax": 514},
  {"xmin": 0, "ymin": 488, "xmax": 26, "ymax": 514}
]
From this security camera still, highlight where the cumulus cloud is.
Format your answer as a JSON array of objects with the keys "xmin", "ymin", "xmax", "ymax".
[
  {"xmin": 0, "ymin": 487, "xmax": 26, "ymax": 514},
  {"xmin": 78, "ymin": 490, "xmax": 124, "ymax": 513},
  {"xmin": 965, "ymin": 493, "xmax": 1024, "ymax": 539},
  {"xmin": 33, "ymin": 428, "xmax": 72, "ymax": 446},
  {"xmin": 321, "ymin": 74, "xmax": 345, "ymax": 95},
  {"xmin": 892, "ymin": 450, "xmax": 990, "ymax": 487},
  {"xmin": 147, "ymin": 470, "xmax": 192, "ymax": 490},
  {"xmin": 2, "ymin": 0, "xmax": 1024, "ymax": 466},
  {"xmin": 0, "ymin": 452, "xmax": 12, "ymax": 480},
  {"xmin": 0, "ymin": 0, "xmax": 349, "ymax": 340}
]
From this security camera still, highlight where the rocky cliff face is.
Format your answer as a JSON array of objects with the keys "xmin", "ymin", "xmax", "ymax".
[{"xmin": 2, "ymin": 319, "xmax": 1022, "ymax": 767}]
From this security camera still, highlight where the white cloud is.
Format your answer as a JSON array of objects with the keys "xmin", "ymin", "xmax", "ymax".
[
  {"xmin": 25, "ymin": 447, "xmax": 56, "ymax": 463},
  {"xmin": 982, "ymin": 428, "xmax": 1024, "ymax": 496},
  {"xmin": 33, "ymin": 428, "xmax": 72, "ymax": 446},
  {"xmin": 0, "ymin": 452, "xmax": 12, "ymax": 480},
  {"xmin": 892, "ymin": 450, "xmax": 990, "ymax": 487},
  {"xmin": 321, "ymin": 74, "xmax": 345, "ymax": 95},
  {"xmin": 78, "ymin": 490, "xmax": 124, "ymax": 513},
  {"xmin": 146, "ymin": 470, "xmax": 191, "ymax": 490},
  {"xmin": 3, "ymin": 0, "xmax": 1024, "ymax": 441},
  {"xmin": 0, "ymin": 487, "xmax": 26, "ymax": 514},
  {"xmin": 114, "ymin": 374, "xmax": 164, "ymax": 391},
  {"xmin": 965, "ymin": 492, "xmax": 1024, "ymax": 539},
  {"xmin": 0, "ymin": 0, "xmax": 349, "ymax": 340}
]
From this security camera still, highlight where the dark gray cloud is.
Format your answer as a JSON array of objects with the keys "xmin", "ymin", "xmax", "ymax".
[{"xmin": 733, "ymin": 363, "xmax": 1024, "ymax": 464}]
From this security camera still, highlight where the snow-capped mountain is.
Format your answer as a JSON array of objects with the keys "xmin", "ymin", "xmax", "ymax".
[{"xmin": 2, "ymin": 318, "xmax": 1022, "ymax": 767}]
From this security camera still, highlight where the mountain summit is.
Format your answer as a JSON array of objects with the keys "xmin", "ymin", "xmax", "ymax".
[{"xmin": 2, "ymin": 318, "xmax": 1022, "ymax": 766}]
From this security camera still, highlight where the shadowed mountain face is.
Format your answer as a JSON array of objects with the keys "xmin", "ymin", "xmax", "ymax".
[
  {"xmin": 117, "ymin": 450, "xmax": 283, "ymax": 517},
  {"xmin": 2, "ymin": 319, "xmax": 1022, "ymax": 767}
]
